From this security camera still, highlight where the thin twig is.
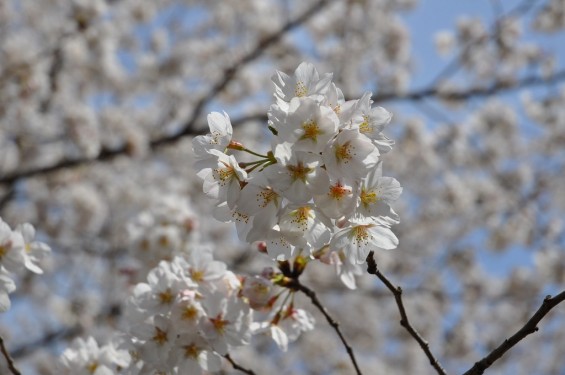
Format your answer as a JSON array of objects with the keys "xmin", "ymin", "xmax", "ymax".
[
  {"xmin": 373, "ymin": 69, "xmax": 565, "ymax": 103},
  {"xmin": 0, "ymin": 188, "xmax": 15, "ymax": 212},
  {"xmin": 224, "ymin": 354, "xmax": 256, "ymax": 375},
  {"xmin": 290, "ymin": 278, "xmax": 363, "ymax": 375},
  {"xmin": 366, "ymin": 251, "xmax": 447, "ymax": 375},
  {"xmin": 462, "ymin": 291, "xmax": 565, "ymax": 375},
  {"xmin": 0, "ymin": 335, "xmax": 21, "ymax": 375},
  {"xmin": 12, "ymin": 303, "xmax": 120, "ymax": 359},
  {"xmin": 429, "ymin": 0, "xmax": 540, "ymax": 86}
]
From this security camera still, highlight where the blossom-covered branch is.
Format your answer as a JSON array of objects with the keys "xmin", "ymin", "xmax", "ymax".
[
  {"xmin": 373, "ymin": 69, "xmax": 565, "ymax": 103},
  {"xmin": 0, "ymin": 0, "xmax": 332, "ymax": 187}
]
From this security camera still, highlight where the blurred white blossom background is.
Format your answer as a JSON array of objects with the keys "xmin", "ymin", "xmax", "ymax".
[{"xmin": 0, "ymin": 0, "xmax": 564, "ymax": 374}]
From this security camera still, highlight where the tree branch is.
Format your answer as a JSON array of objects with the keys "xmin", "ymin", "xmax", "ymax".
[
  {"xmin": 289, "ymin": 278, "xmax": 363, "ymax": 375},
  {"xmin": 366, "ymin": 251, "xmax": 447, "ymax": 375},
  {"xmin": 11, "ymin": 303, "xmax": 120, "ymax": 360},
  {"xmin": 2, "ymin": 40, "xmax": 563, "ymax": 189},
  {"xmin": 373, "ymin": 69, "xmax": 565, "ymax": 103},
  {"xmin": 0, "ymin": 335, "xmax": 21, "ymax": 375},
  {"xmin": 462, "ymin": 291, "xmax": 565, "ymax": 375},
  {"xmin": 224, "ymin": 354, "xmax": 256, "ymax": 375},
  {"xmin": 429, "ymin": 0, "xmax": 541, "ymax": 86},
  {"xmin": 0, "ymin": 188, "xmax": 15, "ymax": 212}
]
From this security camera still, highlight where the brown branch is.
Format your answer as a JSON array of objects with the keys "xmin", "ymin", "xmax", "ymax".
[
  {"xmin": 0, "ymin": 0, "xmax": 332, "ymax": 186},
  {"xmin": 366, "ymin": 251, "xmax": 447, "ymax": 375},
  {"xmin": 11, "ymin": 303, "xmax": 120, "ymax": 360},
  {"xmin": 289, "ymin": 278, "xmax": 363, "ymax": 375},
  {"xmin": 429, "ymin": 0, "xmax": 541, "ymax": 86},
  {"xmin": 12, "ymin": 326, "xmax": 82, "ymax": 360},
  {"xmin": 462, "ymin": 291, "xmax": 565, "ymax": 375},
  {"xmin": 0, "ymin": 188, "xmax": 15, "ymax": 212},
  {"xmin": 224, "ymin": 354, "xmax": 256, "ymax": 375},
  {"xmin": 0, "ymin": 335, "xmax": 21, "ymax": 375},
  {"xmin": 38, "ymin": 45, "xmax": 64, "ymax": 113},
  {"xmin": 373, "ymin": 69, "xmax": 565, "ymax": 103},
  {"xmin": 154, "ymin": 0, "xmax": 333, "ymax": 148}
]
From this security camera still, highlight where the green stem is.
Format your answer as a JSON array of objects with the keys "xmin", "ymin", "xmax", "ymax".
[{"xmin": 241, "ymin": 148, "xmax": 269, "ymax": 158}]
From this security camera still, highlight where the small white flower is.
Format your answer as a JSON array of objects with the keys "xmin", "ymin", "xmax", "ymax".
[
  {"xmin": 59, "ymin": 337, "xmax": 129, "ymax": 375},
  {"xmin": 192, "ymin": 111, "xmax": 233, "ymax": 162},
  {"xmin": 197, "ymin": 149, "xmax": 247, "ymax": 209},
  {"xmin": 171, "ymin": 335, "xmax": 222, "ymax": 375},
  {"xmin": 241, "ymin": 275, "xmax": 273, "ymax": 309},
  {"xmin": 0, "ymin": 268, "xmax": 15, "ymax": 312},
  {"xmin": 313, "ymin": 178, "xmax": 357, "ymax": 219},
  {"xmin": 330, "ymin": 250, "xmax": 363, "ymax": 290},
  {"xmin": 330, "ymin": 222, "xmax": 399, "ymax": 264},
  {"xmin": 271, "ymin": 61, "xmax": 333, "ymax": 107},
  {"xmin": 178, "ymin": 250, "xmax": 227, "ymax": 290},
  {"xmin": 170, "ymin": 290, "xmax": 206, "ymax": 334},
  {"xmin": 130, "ymin": 315, "xmax": 174, "ymax": 367},
  {"xmin": 252, "ymin": 321, "xmax": 289, "ymax": 351},
  {"xmin": 267, "ymin": 151, "xmax": 329, "ymax": 204},
  {"xmin": 322, "ymin": 82, "xmax": 346, "ymax": 116},
  {"xmin": 278, "ymin": 204, "xmax": 332, "ymax": 250},
  {"xmin": 15, "ymin": 223, "xmax": 51, "ymax": 274},
  {"xmin": 323, "ymin": 129, "xmax": 379, "ymax": 180},
  {"xmin": 201, "ymin": 292, "xmax": 252, "ymax": 355},
  {"xmin": 349, "ymin": 93, "xmax": 392, "ymax": 136},
  {"xmin": 279, "ymin": 308, "xmax": 315, "ymax": 342},
  {"xmin": 0, "ymin": 218, "xmax": 25, "ymax": 273},
  {"xmin": 354, "ymin": 161, "xmax": 402, "ymax": 224},
  {"xmin": 129, "ymin": 260, "xmax": 192, "ymax": 318},
  {"xmin": 272, "ymin": 97, "xmax": 338, "ymax": 153},
  {"xmin": 265, "ymin": 227, "xmax": 296, "ymax": 260}
]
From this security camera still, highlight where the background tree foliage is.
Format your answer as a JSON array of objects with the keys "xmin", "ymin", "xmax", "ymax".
[{"xmin": 0, "ymin": 0, "xmax": 564, "ymax": 374}]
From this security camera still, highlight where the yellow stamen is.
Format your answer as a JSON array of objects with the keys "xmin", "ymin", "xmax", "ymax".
[
  {"xmin": 295, "ymin": 81, "xmax": 307, "ymax": 97},
  {"xmin": 300, "ymin": 119, "xmax": 320, "ymax": 142},
  {"xmin": 152, "ymin": 327, "xmax": 168, "ymax": 345}
]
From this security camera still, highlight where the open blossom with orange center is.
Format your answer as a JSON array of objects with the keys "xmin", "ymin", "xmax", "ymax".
[
  {"xmin": 271, "ymin": 62, "xmax": 333, "ymax": 107},
  {"xmin": 330, "ymin": 222, "xmax": 399, "ymax": 264},
  {"xmin": 266, "ymin": 151, "xmax": 329, "ymax": 204},
  {"xmin": 198, "ymin": 149, "xmax": 247, "ymax": 209},
  {"xmin": 313, "ymin": 179, "xmax": 357, "ymax": 219},
  {"xmin": 355, "ymin": 161, "xmax": 402, "ymax": 225},
  {"xmin": 278, "ymin": 204, "xmax": 332, "ymax": 251},
  {"xmin": 272, "ymin": 97, "xmax": 338, "ymax": 153},
  {"xmin": 323, "ymin": 129, "xmax": 379, "ymax": 180},
  {"xmin": 193, "ymin": 111, "xmax": 233, "ymax": 164}
]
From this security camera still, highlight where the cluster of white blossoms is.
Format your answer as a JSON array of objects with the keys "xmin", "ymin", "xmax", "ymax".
[
  {"xmin": 119, "ymin": 256, "xmax": 315, "ymax": 373},
  {"xmin": 125, "ymin": 195, "xmax": 199, "ymax": 279},
  {"xmin": 120, "ymin": 253, "xmax": 251, "ymax": 374},
  {"xmin": 60, "ymin": 195, "xmax": 315, "ymax": 374},
  {"xmin": 0, "ymin": 217, "xmax": 50, "ymax": 312},
  {"xmin": 194, "ymin": 62, "xmax": 402, "ymax": 289}
]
